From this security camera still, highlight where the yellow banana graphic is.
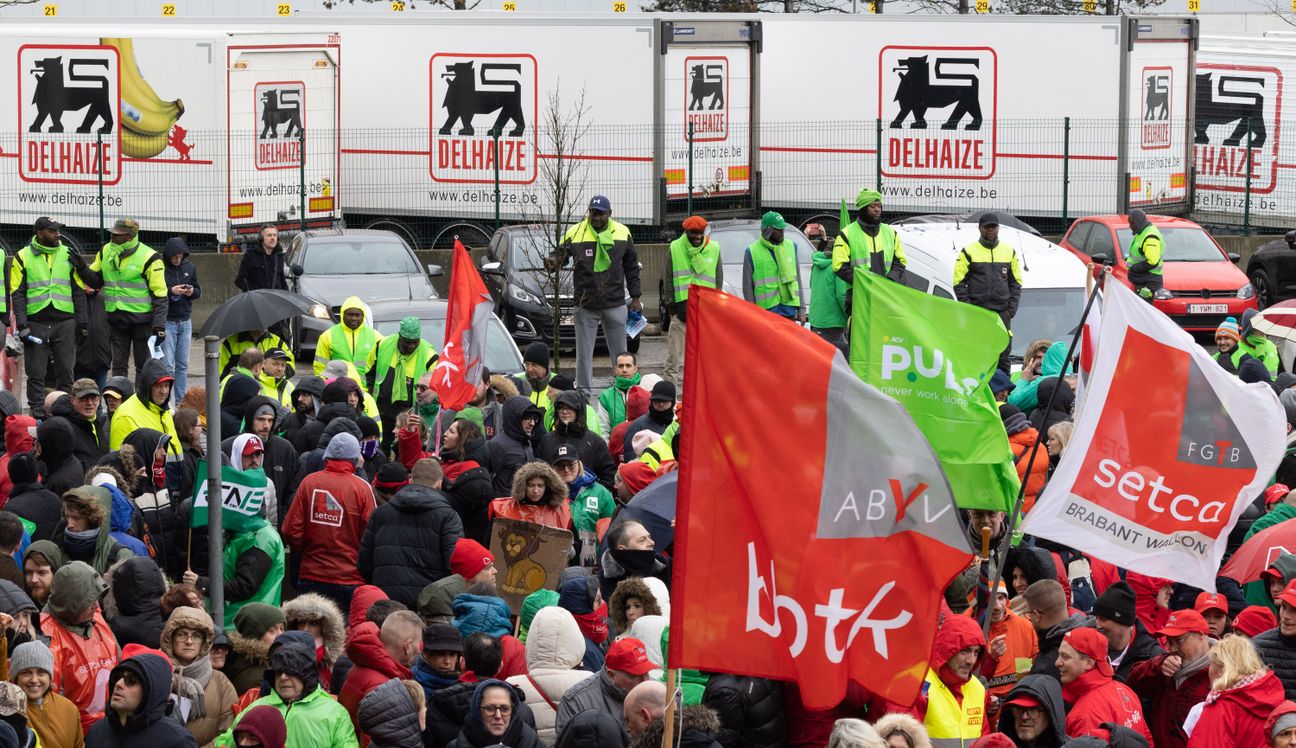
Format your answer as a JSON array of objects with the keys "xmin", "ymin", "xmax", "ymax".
[
  {"xmin": 120, "ymin": 128, "xmax": 169, "ymax": 159},
  {"xmin": 101, "ymin": 37, "xmax": 184, "ymax": 137}
]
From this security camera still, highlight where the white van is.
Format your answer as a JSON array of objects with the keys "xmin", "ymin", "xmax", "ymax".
[{"xmin": 893, "ymin": 215, "xmax": 1094, "ymax": 363}]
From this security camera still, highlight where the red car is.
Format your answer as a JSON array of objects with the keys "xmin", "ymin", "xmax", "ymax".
[{"xmin": 1059, "ymin": 214, "xmax": 1257, "ymax": 332}]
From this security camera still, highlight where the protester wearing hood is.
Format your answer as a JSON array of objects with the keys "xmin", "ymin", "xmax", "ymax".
[
  {"xmin": 1091, "ymin": 581, "xmax": 1165, "ymax": 683},
  {"xmin": 50, "ymin": 384, "xmax": 110, "ymax": 472},
  {"xmin": 21, "ymin": 541, "xmax": 61, "ymax": 616},
  {"xmin": 315, "ymin": 296, "xmax": 380, "ymax": 380},
  {"xmin": 220, "ymin": 395, "xmax": 296, "ymax": 519},
  {"xmin": 539, "ymin": 390, "xmax": 617, "ymax": 492},
  {"xmin": 52, "ymin": 486, "xmax": 134, "ymax": 576},
  {"xmin": 1028, "ymin": 377, "xmax": 1074, "ymax": 436},
  {"xmin": 229, "ymin": 706, "xmax": 286, "ymax": 748},
  {"xmin": 288, "ymin": 414, "xmax": 362, "ymax": 500},
  {"xmin": 493, "ymin": 461, "xmax": 572, "ymax": 530},
  {"xmin": 291, "ymin": 378, "xmax": 355, "ymax": 454},
  {"xmin": 357, "ymin": 678, "xmax": 423, "ymax": 748},
  {"xmin": 222, "ymin": 604, "xmax": 286, "ymax": 694},
  {"xmin": 0, "ymin": 578, "xmax": 38, "ymax": 656},
  {"xmin": 621, "ymin": 382, "xmax": 675, "ymax": 463},
  {"xmin": 884, "ymin": 613, "xmax": 986, "ymax": 744},
  {"xmin": 993, "ymin": 407, "xmax": 1046, "ymax": 515},
  {"xmin": 161, "ymin": 237, "xmax": 200, "ymax": 403},
  {"xmin": 217, "ymin": 641, "xmax": 356, "ymax": 748},
  {"xmin": 104, "ymin": 555, "xmax": 166, "ymax": 648},
  {"xmin": 1268, "ymin": 700, "xmax": 1296, "ymax": 747},
  {"xmin": 608, "ymin": 578, "xmax": 663, "ymax": 637},
  {"xmin": 218, "ymin": 370, "xmax": 260, "ymax": 439},
  {"xmin": 108, "ymin": 358, "xmax": 180, "ymax": 453},
  {"xmin": 1009, "ymin": 341, "xmax": 1071, "ymax": 412},
  {"xmin": 85, "ymin": 650, "xmax": 196, "ymax": 747},
  {"xmin": 1127, "ymin": 610, "xmax": 1214, "ymax": 748},
  {"xmin": 159, "ymin": 606, "xmax": 237, "ymax": 745},
  {"xmin": 448, "ymin": 679, "xmax": 540, "ymax": 748},
  {"xmin": 339, "ymin": 611, "xmax": 421, "ymax": 732},
  {"xmin": 101, "ymin": 377, "xmax": 132, "ymax": 414},
  {"xmin": 557, "ymin": 573, "xmax": 609, "ymax": 673},
  {"xmin": 282, "ymin": 433, "xmax": 376, "ymax": 617},
  {"xmin": 1240, "ymin": 307, "xmax": 1282, "ymax": 377},
  {"xmin": 598, "ymin": 520, "xmax": 670, "ymax": 602},
  {"xmin": 282, "ymin": 375, "xmax": 325, "ymax": 448},
  {"xmin": 358, "ymin": 458, "xmax": 463, "ymax": 609},
  {"xmin": 33, "ymin": 418, "xmax": 79, "ymax": 498},
  {"xmin": 1025, "ymin": 580, "xmax": 1093, "ymax": 681},
  {"xmin": 1258, "ymin": 553, "xmax": 1296, "ymax": 613},
  {"xmin": 39, "ymin": 561, "xmax": 118, "ymax": 732},
  {"xmin": 489, "ymin": 397, "xmax": 544, "ymax": 497},
  {"xmin": 1187, "ymin": 634, "xmax": 1286, "ymax": 747},
  {"xmin": 0, "ymin": 415, "xmax": 35, "ymax": 501},
  {"xmin": 505, "ymin": 606, "xmax": 593, "ymax": 743},
  {"xmin": 993, "ymin": 674, "xmax": 1067, "ymax": 748},
  {"xmin": 1057, "ymin": 628, "xmax": 1154, "ymax": 743},
  {"xmin": 556, "ymin": 709, "xmax": 630, "ymax": 748},
  {"xmin": 6, "ymin": 455, "xmax": 59, "ymax": 543},
  {"xmin": 281, "ymin": 593, "xmax": 347, "ymax": 694}
]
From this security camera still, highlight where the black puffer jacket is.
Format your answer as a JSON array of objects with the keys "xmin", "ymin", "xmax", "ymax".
[
  {"xmin": 85, "ymin": 653, "xmax": 198, "ymax": 747},
  {"xmin": 442, "ymin": 460, "xmax": 494, "ymax": 547},
  {"xmin": 5, "ymin": 473, "xmax": 62, "ymax": 542},
  {"xmin": 49, "ymin": 394, "xmax": 109, "ymax": 473},
  {"xmin": 554, "ymin": 709, "xmax": 628, "ymax": 748},
  {"xmin": 288, "ymin": 415, "xmax": 361, "ymax": 501},
  {"xmin": 282, "ymin": 375, "xmax": 326, "ymax": 448},
  {"xmin": 107, "ymin": 555, "xmax": 168, "ymax": 649},
  {"xmin": 1000, "ymin": 674, "xmax": 1068, "ymax": 748},
  {"xmin": 537, "ymin": 390, "xmax": 617, "ymax": 491},
  {"xmin": 358, "ymin": 484, "xmax": 464, "ymax": 609},
  {"xmin": 292, "ymin": 401, "xmax": 355, "ymax": 455},
  {"xmin": 1253, "ymin": 628, "xmax": 1296, "ymax": 700},
  {"xmin": 37, "ymin": 418, "xmax": 83, "ymax": 497},
  {"xmin": 702, "ymin": 675, "xmax": 786, "ymax": 748},
  {"xmin": 488, "ymin": 397, "xmax": 543, "ymax": 497}
]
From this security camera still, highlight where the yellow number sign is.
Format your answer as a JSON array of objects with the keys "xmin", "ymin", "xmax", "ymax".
[
  {"xmin": 613, "ymin": 1, "xmax": 627, "ymax": 11},
  {"xmin": 161, "ymin": 2, "xmax": 176, "ymax": 15},
  {"xmin": 868, "ymin": 1, "xmax": 876, "ymax": 11},
  {"xmin": 43, "ymin": 4, "xmax": 57, "ymax": 15},
  {"xmin": 391, "ymin": 0, "xmax": 406, "ymax": 9},
  {"xmin": 1082, "ymin": 0, "xmax": 1095, "ymax": 12},
  {"xmin": 503, "ymin": 1, "xmax": 517, "ymax": 8},
  {"xmin": 975, "ymin": 0, "xmax": 988, "ymax": 12},
  {"xmin": 1187, "ymin": 0, "xmax": 1200, "ymax": 11},
  {"xmin": 277, "ymin": 3, "xmax": 291, "ymax": 14}
]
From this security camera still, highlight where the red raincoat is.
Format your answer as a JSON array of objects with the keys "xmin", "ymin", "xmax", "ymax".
[
  {"xmin": 1062, "ymin": 667, "xmax": 1155, "ymax": 744},
  {"xmin": 282, "ymin": 459, "xmax": 377, "ymax": 586},
  {"xmin": 1187, "ymin": 671, "xmax": 1285, "ymax": 748}
]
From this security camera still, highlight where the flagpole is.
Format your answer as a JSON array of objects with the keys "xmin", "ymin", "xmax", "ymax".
[
  {"xmin": 980, "ymin": 268, "xmax": 1107, "ymax": 642},
  {"xmin": 205, "ymin": 335, "xmax": 225, "ymax": 628}
]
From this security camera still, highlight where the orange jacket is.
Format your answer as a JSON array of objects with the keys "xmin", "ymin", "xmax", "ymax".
[
  {"xmin": 1009, "ymin": 427, "xmax": 1048, "ymax": 514},
  {"xmin": 986, "ymin": 610, "xmax": 1039, "ymax": 698},
  {"xmin": 489, "ymin": 497, "xmax": 572, "ymax": 531},
  {"xmin": 41, "ymin": 611, "xmax": 119, "ymax": 735}
]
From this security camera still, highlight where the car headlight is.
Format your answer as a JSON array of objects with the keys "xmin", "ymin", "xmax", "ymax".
[
  {"xmin": 308, "ymin": 303, "xmax": 330, "ymax": 320},
  {"xmin": 1238, "ymin": 283, "xmax": 1256, "ymax": 300},
  {"xmin": 510, "ymin": 284, "xmax": 542, "ymax": 305},
  {"xmin": 1153, "ymin": 288, "xmax": 1173, "ymax": 301}
]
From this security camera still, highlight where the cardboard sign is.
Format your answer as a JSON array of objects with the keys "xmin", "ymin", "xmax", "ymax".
[{"xmin": 489, "ymin": 518, "xmax": 573, "ymax": 615}]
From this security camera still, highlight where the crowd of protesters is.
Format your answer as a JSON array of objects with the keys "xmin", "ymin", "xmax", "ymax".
[{"xmin": 0, "ymin": 202, "xmax": 1292, "ymax": 748}]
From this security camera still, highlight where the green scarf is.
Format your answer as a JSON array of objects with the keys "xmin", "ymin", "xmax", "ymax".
[
  {"xmin": 589, "ymin": 220, "xmax": 615, "ymax": 273},
  {"xmin": 598, "ymin": 371, "xmax": 641, "ymax": 428},
  {"xmin": 105, "ymin": 236, "xmax": 140, "ymax": 268},
  {"xmin": 685, "ymin": 239, "xmax": 714, "ymax": 275},
  {"xmin": 614, "ymin": 372, "xmax": 642, "ymax": 392},
  {"xmin": 761, "ymin": 237, "xmax": 799, "ymax": 299},
  {"xmin": 29, "ymin": 236, "xmax": 60, "ymax": 255}
]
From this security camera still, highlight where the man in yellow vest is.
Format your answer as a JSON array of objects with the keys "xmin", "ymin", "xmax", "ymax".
[
  {"xmin": 919, "ymin": 614, "xmax": 988, "ymax": 746},
  {"xmin": 368, "ymin": 316, "xmax": 437, "ymax": 448},
  {"xmin": 313, "ymin": 296, "xmax": 380, "ymax": 379},
  {"xmin": 1124, "ymin": 209, "xmax": 1164, "ymax": 301},
  {"xmin": 12, "ymin": 216, "xmax": 87, "ymax": 418},
  {"xmin": 69, "ymin": 217, "xmax": 168, "ymax": 379},
  {"xmin": 953, "ymin": 213, "xmax": 1023, "ymax": 375},
  {"xmin": 261, "ymin": 347, "xmax": 296, "ymax": 407},
  {"xmin": 220, "ymin": 328, "xmax": 292, "ymax": 377},
  {"xmin": 742, "ymin": 212, "xmax": 804, "ymax": 323},
  {"xmin": 833, "ymin": 188, "xmax": 907, "ymax": 285},
  {"xmin": 662, "ymin": 215, "xmax": 721, "ymax": 384}
]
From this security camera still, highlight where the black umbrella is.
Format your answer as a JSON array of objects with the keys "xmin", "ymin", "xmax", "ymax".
[
  {"xmin": 613, "ymin": 471, "xmax": 677, "ymax": 550},
  {"xmin": 198, "ymin": 289, "xmax": 315, "ymax": 338}
]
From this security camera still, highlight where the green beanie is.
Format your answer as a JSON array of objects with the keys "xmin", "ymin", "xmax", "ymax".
[
  {"xmin": 399, "ymin": 316, "xmax": 421, "ymax": 340},
  {"xmin": 760, "ymin": 211, "xmax": 787, "ymax": 230},
  {"xmin": 233, "ymin": 603, "xmax": 286, "ymax": 639},
  {"xmin": 855, "ymin": 188, "xmax": 882, "ymax": 209}
]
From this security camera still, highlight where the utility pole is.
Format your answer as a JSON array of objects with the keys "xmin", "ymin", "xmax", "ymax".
[{"xmin": 959, "ymin": 0, "xmax": 969, "ymax": 12}]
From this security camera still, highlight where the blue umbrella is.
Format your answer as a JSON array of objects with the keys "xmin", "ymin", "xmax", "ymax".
[{"xmin": 612, "ymin": 471, "xmax": 677, "ymax": 550}]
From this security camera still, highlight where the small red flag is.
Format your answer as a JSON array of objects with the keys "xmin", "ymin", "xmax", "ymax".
[
  {"xmin": 669, "ymin": 287, "xmax": 974, "ymax": 710},
  {"xmin": 431, "ymin": 239, "xmax": 493, "ymax": 411}
]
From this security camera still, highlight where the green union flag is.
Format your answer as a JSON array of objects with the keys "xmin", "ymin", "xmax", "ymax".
[
  {"xmin": 849, "ymin": 268, "xmax": 1021, "ymax": 511},
  {"xmin": 190, "ymin": 461, "xmax": 269, "ymax": 533}
]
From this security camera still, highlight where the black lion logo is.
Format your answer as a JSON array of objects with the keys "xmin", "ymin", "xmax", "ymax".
[
  {"xmin": 1195, "ymin": 73, "xmax": 1266, "ymax": 148},
  {"xmin": 889, "ymin": 55, "xmax": 982, "ymax": 131},
  {"xmin": 28, "ymin": 57, "xmax": 114, "ymax": 134},
  {"xmin": 1144, "ymin": 75, "xmax": 1169, "ymax": 121},
  {"xmin": 260, "ymin": 89, "xmax": 303, "ymax": 139},
  {"xmin": 688, "ymin": 64, "xmax": 724, "ymax": 111},
  {"xmin": 439, "ymin": 61, "xmax": 526, "ymax": 137}
]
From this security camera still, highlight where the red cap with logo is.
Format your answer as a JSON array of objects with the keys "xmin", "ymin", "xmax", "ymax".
[
  {"xmin": 1194, "ymin": 592, "xmax": 1229, "ymax": 617},
  {"xmin": 1279, "ymin": 579, "xmax": 1296, "ymax": 610},
  {"xmin": 1158, "ymin": 609, "xmax": 1210, "ymax": 638},
  {"xmin": 605, "ymin": 637, "xmax": 656, "ymax": 675},
  {"xmin": 242, "ymin": 437, "xmax": 264, "ymax": 456},
  {"xmin": 1063, "ymin": 628, "xmax": 1113, "ymax": 677}
]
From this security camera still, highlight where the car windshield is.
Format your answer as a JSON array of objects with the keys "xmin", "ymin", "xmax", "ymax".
[
  {"xmin": 1010, "ymin": 288, "xmax": 1088, "ymax": 359},
  {"xmin": 372, "ymin": 315, "xmax": 523, "ymax": 374},
  {"xmin": 1115, "ymin": 228, "xmax": 1224, "ymax": 262},
  {"xmin": 509, "ymin": 231, "xmax": 561, "ymax": 271},
  {"xmin": 710, "ymin": 227, "xmax": 815, "ymax": 266},
  {"xmin": 303, "ymin": 240, "xmax": 420, "ymax": 275}
]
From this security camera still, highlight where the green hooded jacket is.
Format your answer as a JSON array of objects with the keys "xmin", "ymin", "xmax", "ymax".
[
  {"xmin": 1008, "ymin": 341, "xmax": 1072, "ymax": 411},
  {"xmin": 809, "ymin": 250, "xmax": 848, "ymax": 330}
]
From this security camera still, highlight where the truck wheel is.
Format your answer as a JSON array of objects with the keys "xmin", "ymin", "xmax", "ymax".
[
  {"xmin": 1250, "ymin": 269, "xmax": 1276, "ymax": 310},
  {"xmin": 432, "ymin": 222, "xmax": 492, "ymax": 251},
  {"xmin": 364, "ymin": 218, "xmax": 421, "ymax": 251}
]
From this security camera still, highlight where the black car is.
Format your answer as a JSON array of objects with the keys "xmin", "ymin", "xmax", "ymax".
[
  {"xmin": 1245, "ymin": 229, "xmax": 1296, "ymax": 309},
  {"xmin": 481, "ymin": 224, "xmax": 639, "ymax": 353}
]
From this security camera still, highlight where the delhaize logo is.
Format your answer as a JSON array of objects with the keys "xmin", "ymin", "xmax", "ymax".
[
  {"xmin": 1141, "ymin": 67, "xmax": 1172, "ymax": 150},
  {"xmin": 878, "ymin": 46, "xmax": 997, "ymax": 180},
  {"xmin": 1195, "ymin": 64, "xmax": 1282, "ymax": 194},
  {"xmin": 429, "ymin": 54, "xmax": 537, "ymax": 185},
  {"xmin": 18, "ymin": 44, "xmax": 120, "ymax": 185},
  {"xmin": 685, "ymin": 56, "xmax": 728, "ymax": 142},
  {"xmin": 255, "ymin": 82, "xmax": 304, "ymax": 169}
]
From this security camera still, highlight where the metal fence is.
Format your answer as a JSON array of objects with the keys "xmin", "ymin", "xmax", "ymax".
[{"xmin": 0, "ymin": 117, "xmax": 1289, "ymax": 252}]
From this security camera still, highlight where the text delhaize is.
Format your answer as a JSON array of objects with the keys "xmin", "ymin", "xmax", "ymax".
[
  {"xmin": 437, "ymin": 137, "xmax": 529, "ymax": 173},
  {"xmin": 26, "ymin": 140, "xmax": 114, "ymax": 178},
  {"xmin": 1195, "ymin": 144, "xmax": 1269, "ymax": 181}
]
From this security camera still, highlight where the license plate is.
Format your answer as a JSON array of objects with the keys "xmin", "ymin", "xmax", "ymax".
[
  {"xmin": 1188, "ymin": 304, "xmax": 1228, "ymax": 314},
  {"xmin": 560, "ymin": 315, "xmax": 574, "ymax": 326}
]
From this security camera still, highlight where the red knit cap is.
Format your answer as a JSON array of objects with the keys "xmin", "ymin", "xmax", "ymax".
[
  {"xmin": 450, "ymin": 538, "xmax": 494, "ymax": 580},
  {"xmin": 1234, "ymin": 605, "xmax": 1278, "ymax": 637}
]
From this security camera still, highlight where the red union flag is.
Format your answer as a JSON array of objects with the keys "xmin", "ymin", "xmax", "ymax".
[
  {"xmin": 1021, "ymin": 281, "xmax": 1285, "ymax": 589},
  {"xmin": 431, "ymin": 239, "xmax": 493, "ymax": 411},
  {"xmin": 668, "ymin": 288, "xmax": 974, "ymax": 710}
]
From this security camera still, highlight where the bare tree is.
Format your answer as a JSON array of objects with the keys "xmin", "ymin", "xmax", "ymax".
[
  {"xmin": 902, "ymin": 0, "xmax": 1164, "ymax": 11},
  {"xmin": 320, "ymin": 0, "xmax": 480, "ymax": 10},
  {"xmin": 515, "ymin": 85, "xmax": 592, "ymax": 374},
  {"xmin": 642, "ymin": 0, "xmax": 850, "ymax": 11}
]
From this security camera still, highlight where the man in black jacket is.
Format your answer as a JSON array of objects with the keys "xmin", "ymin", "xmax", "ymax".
[
  {"xmin": 1092, "ymin": 581, "xmax": 1165, "ymax": 683},
  {"xmin": 538, "ymin": 389, "xmax": 616, "ymax": 491},
  {"xmin": 702, "ymin": 675, "xmax": 786, "ymax": 748},
  {"xmin": 162, "ymin": 237, "xmax": 200, "ymax": 403},
  {"xmin": 49, "ymin": 382, "xmax": 109, "ymax": 472},
  {"xmin": 358, "ymin": 458, "xmax": 464, "ymax": 609},
  {"xmin": 12, "ymin": 216, "xmax": 88, "ymax": 418},
  {"xmin": 85, "ymin": 650, "xmax": 198, "ymax": 747},
  {"xmin": 487, "ymin": 396, "xmax": 543, "ymax": 497},
  {"xmin": 234, "ymin": 225, "xmax": 288, "ymax": 292},
  {"xmin": 222, "ymin": 396, "xmax": 298, "ymax": 521}
]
